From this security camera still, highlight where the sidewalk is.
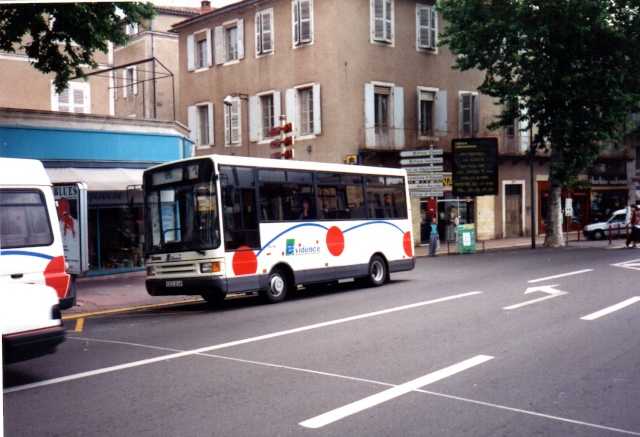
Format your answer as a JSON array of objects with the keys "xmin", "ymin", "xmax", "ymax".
[{"xmin": 62, "ymin": 234, "xmax": 582, "ymax": 318}]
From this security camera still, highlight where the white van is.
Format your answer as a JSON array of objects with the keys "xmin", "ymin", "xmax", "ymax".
[
  {"xmin": 0, "ymin": 158, "xmax": 69, "ymax": 362},
  {"xmin": 582, "ymin": 208, "xmax": 630, "ymax": 240}
]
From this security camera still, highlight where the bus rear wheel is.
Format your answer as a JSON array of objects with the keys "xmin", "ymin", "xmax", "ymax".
[
  {"xmin": 363, "ymin": 255, "xmax": 387, "ymax": 287},
  {"xmin": 261, "ymin": 267, "xmax": 290, "ymax": 304}
]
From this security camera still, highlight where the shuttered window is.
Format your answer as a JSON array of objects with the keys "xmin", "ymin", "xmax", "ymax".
[
  {"xmin": 256, "ymin": 9, "xmax": 274, "ymax": 55},
  {"xmin": 293, "ymin": 0, "xmax": 313, "ymax": 46}
]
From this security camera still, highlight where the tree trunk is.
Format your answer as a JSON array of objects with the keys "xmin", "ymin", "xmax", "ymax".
[{"xmin": 544, "ymin": 178, "xmax": 564, "ymax": 247}]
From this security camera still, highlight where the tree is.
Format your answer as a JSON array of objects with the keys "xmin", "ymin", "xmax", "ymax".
[
  {"xmin": 437, "ymin": 0, "xmax": 640, "ymax": 246},
  {"xmin": 0, "ymin": 2, "xmax": 155, "ymax": 93}
]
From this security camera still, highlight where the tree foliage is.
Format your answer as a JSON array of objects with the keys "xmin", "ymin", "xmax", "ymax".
[
  {"xmin": 0, "ymin": 2, "xmax": 155, "ymax": 93},
  {"xmin": 437, "ymin": 0, "xmax": 640, "ymax": 245}
]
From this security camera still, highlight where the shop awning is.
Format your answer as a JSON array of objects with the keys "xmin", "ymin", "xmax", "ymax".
[{"xmin": 45, "ymin": 167, "xmax": 144, "ymax": 191}]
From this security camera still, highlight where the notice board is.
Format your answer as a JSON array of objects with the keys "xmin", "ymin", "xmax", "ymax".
[{"xmin": 452, "ymin": 138, "xmax": 499, "ymax": 197}]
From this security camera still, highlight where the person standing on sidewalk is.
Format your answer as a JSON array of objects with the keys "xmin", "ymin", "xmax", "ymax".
[
  {"xmin": 429, "ymin": 216, "xmax": 439, "ymax": 256},
  {"xmin": 626, "ymin": 205, "xmax": 640, "ymax": 248}
]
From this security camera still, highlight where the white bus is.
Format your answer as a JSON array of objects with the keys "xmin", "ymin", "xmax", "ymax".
[{"xmin": 143, "ymin": 155, "xmax": 414, "ymax": 304}]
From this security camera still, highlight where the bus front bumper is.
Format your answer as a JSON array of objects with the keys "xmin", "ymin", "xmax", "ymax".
[{"xmin": 146, "ymin": 276, "xmax": 229, "ymax": 297}]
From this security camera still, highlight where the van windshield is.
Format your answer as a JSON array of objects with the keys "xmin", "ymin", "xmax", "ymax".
[{"xmin": 0, "ymin": 189, "xmax": 54, "ymax": 249}]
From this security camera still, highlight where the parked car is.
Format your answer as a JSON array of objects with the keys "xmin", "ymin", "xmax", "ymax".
[
  {"xmin": 583, "ymin": 208, "xmax": 630, "ymax": 240},
  {"xmin": 1, "ymin": 283, "xmax": 65, "ymax": 364}
]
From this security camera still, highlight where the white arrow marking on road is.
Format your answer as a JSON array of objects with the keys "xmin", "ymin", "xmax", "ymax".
[{"xmin": 503, "ymin": 284, "xmax": 567, "ymax": 310}]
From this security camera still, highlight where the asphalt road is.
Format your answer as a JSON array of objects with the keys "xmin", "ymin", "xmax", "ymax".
[{"xmin": 4, "ymin": 245, "xmax": 640, "ymax": 436}]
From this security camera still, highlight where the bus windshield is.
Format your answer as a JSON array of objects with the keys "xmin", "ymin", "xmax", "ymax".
[{"xmin": 145, "ymin": 165, "xmax": 220, "ymax": 255}]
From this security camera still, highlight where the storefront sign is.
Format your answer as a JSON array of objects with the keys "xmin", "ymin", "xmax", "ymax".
[
  {"xmin": 53, "ymin": 183, "xmax": 89, "ymax": 275},
  {"xmin": 452, "ymin": 138, "xmax": 499, "ymax": 197}
]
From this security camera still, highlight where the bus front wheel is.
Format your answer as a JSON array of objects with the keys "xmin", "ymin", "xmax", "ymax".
[
  {"xmin": 363, "ymin": 255, "xmax": 387, "ymax": 287},
  {"xmin": 262, "ymin": 267, "xmax": 290, "ymax": 304}
]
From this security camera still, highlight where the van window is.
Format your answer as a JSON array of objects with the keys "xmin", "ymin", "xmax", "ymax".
[{"xmin": 0, "ymin": 189, "xmax": 54, "ymax": 248}]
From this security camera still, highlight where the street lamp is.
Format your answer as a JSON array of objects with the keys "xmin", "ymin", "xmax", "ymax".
[
  {"xmin": 222, "ymin": 93, "xmax": 250, "ymax": 156},
  {"xmin": 223, "ymin": 93, "xmax": 248, "ymax": 106}
]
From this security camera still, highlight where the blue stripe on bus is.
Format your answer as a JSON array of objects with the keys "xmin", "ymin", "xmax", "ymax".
[
  {"xmin": 257, "ymin": 223, "xmax": 329, "ymax": 256},
  {"xmin": 256, "ymin": 221, "xmax": 405, "ymax": 257},
  {"xmin": 0, "ymin": 250, "xmax": 55, "ymax": 260},
  {"xmin": 344, "ymin": 220, "xmax": 406, "ymax": 234}
]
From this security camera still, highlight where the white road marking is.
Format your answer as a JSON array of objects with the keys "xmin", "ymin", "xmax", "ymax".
[
  {"xmin": 581, "ymin": 297, "xmax": 640, "ymax": 321},
  {"xmin": 503, "ymin": 285, "xmax": 567, "ymax": 310},
  {"xmin": 418, "ymin": 389, "xmax": 640, "ymax": 436},
  {"xmin": 4, "ymin": 291, "xmax": 482, "ymax": 394},
  {"xmin": 299, "ymin": 355, "xmax": 494, "ymax": 429},
  {"xmin": 612, "ymin": 259, "xmax": 640, "ymax": 271},
  {"xmin": 528, "ymin": 269, "xmax": 593, "ymax": 283}
]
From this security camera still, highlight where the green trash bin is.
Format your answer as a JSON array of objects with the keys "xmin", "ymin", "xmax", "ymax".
[{"xmin": 457, "ymin": 224, "xmax": 476, "ymax": 254}]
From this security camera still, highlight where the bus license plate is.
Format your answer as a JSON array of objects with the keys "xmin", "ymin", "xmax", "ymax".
[{"xmin": 166, "ymin": 280, "xmax": 183, "ymax": 287}]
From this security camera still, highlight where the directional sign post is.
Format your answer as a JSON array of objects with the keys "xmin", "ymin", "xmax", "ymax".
[{"xmin": 401, "ymin": 149, "xmax": 444, "ymax": 198}]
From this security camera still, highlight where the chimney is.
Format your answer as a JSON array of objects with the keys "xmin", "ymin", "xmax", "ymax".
[{"xmin": 201, "ymin": 1, "xmax": 211, "ymax": 14}]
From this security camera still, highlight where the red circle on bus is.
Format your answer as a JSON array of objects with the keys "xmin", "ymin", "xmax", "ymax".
[
  {"xmin": 403, "ymin": 231, "xmax": 413, "ymax": 257},
  {"xmin": 326, "ymin": 226, "xmax": 345, "ymax": 256},
  {"xmin": 232, "ymin": 247, "xmax": 258, "ymax": 275}
]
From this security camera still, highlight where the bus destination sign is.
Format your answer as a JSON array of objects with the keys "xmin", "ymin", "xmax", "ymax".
[{"xmin": 452, "ymin": 138, "xmax": 498, "ymax": 197}]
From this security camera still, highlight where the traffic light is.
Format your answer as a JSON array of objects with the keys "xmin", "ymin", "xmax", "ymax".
[{"xmin": 268, "ymin": 115, "xmax": 295, "ymax": 159}]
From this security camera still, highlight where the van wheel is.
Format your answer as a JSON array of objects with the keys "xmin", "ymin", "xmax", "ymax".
[
  {"xmin": 261, "ymin": 267, "xmax": 290, "ymax": 304},
  {"xmin": 593, "ymin": 230, "xmax": 604, "ymax": 240},
  {"xmin": 363, "ymin": 255, "xmax": 387, "ymax": 287}
]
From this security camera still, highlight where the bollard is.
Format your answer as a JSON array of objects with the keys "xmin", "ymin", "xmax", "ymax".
[{"xmin": 609, "ymin": 225, "xmax": 613, "ymax": 245}]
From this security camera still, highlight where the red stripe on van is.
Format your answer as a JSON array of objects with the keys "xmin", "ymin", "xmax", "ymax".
[{"xmin": 44, "ymin": 256, "xmax": 70, "ymax": 299}]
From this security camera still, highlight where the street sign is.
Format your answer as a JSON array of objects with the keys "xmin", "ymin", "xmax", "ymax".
[
  {"xmin": 408, "ymin": 182, "xmax": 444, "ymax": 189},
  {"xmin": 400, "ymin": 157, "xmax": 443, "ymax": 166},
  {"xmin": 408, "ymin": 174, "xmax": 443, "ymax": 181},
  {"xmin": 400, "ymin": 149, "xmax": 443, "ymax": 157},
  {"xmin": 404, "ymin": 165, "xmax": 444, "ymax": 173},
  {"xmin": 410, "ymin": 190, "xmax": 444, "ymax": 197}
]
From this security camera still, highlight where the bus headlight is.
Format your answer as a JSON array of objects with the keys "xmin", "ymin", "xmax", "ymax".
[
  {"xmin": 147, "ymin": 266, "xmax": 156, "ymax": 276},
  {"xmin": 200, "ymin": 261, "xmax": 221, "ymax": 274}
]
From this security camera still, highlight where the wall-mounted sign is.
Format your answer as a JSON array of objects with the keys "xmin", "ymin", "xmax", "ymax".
[{"xmin": 452, "ymin": 138, "xmax": 499, "ymax": 197}]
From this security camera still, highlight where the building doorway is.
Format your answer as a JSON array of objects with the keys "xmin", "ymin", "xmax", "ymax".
[{"xmin": 504, "ymin": 183, "xmax": 524, "ymax": 237}]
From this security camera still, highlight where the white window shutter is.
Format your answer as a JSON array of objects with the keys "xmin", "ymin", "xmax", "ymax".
[
  {"xmin": 474, "ymin": 94, "xmax": 480, "ymax": 133},
  {"xmin": 293, "ymin": 1, "xmax": 300, "ymax": 45},
  {"xmin": 364, "ymin": 83, "xmax": 375, "ymax": 147},
  {"xmin": 187, "ymin": 34, "xmax": 195, "ymax": 71},
  {"xmin": 436, "ymin": 90, "xmax": 448, "ymax": 135},
  {"xmin": 393, "ymin": 86, "xmax": 404, "ymax": 147},
  {"xmin": 205, "ymin": 28, "xmax": 213, "ymax": 66},
  {"xmin": 312, "ymin": 83, "xmax": 322, "ymax": 135},
  {"xmin": 237, "ymin": 19, "xmax": 245, "ymax": 60},
  {"xmin": 263, "ymin": 11, "xmax": 273, "ymax": 53},
  {"xmin": 372, "ymin": 0, "xmax": 383, "ymax": 40},
  {"xmin": 417, "ymin": 6, "xmax": 429, "ymax": 49},
  {"xmin": 207, "ymin": 102, "xmax": 214, "ymax": 145},
  {"xmin": 286, "ymin": 88, "xmax": 297, "ymax": 136},
  {"xmin": 188, "ymin": 105, "xmax": 197, "ymax": 143},
  {"xmin": 123, "ymin": 71, "xmax": 128, "ymax": 98},
  {"xmin": 300, "ymin": 0, "xmax": 312, "ymax": 43},
  {"xmin": 255, "ymin": 14, "xmax": 262, "ymax": 55},
  {"xmin": 273, "ymin": 91, "xmax": 282, "ymax": 121},
  {"xmin": 235, "ymin": 100, "xmax": 242, "ymax": 144},
  {"xmin": 249, "ymin": 95, "xmax": 260, "ymax": 142},
  {"xmin": 133, "ymin": 67, "xmax": 138, "ymax": 95},
  {"xmin": 214, "ymin": 26, "xmax": 223, "ymax": 64}
]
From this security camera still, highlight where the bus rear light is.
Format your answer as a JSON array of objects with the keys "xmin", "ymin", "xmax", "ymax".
[
  {"xmin": 147, "ymin": 266, "xmax": 156, "ymax": 276},
  {"xmin": 200, "ymin": 262, "xmax": 221, "ymax": 274}
]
